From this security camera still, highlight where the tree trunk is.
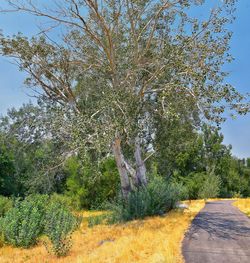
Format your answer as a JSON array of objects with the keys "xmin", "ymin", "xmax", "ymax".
[
  {"xmin": 123, "ymin": 159, "xmax": 138, "ymax": 188},
  {"xmin": 134, "ymin": 137, "xmax": 147, "ymax": 186},
  {"xmin": 112, "ymin": 137, "xmax": 131, "ymax": 198}
]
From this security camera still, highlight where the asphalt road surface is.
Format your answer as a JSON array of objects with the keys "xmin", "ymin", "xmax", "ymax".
[{"xmin": 182, "ymin": 200, "xmax": 250, "ymax": 263}]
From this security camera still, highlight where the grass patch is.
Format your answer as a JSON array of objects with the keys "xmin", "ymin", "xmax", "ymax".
[
  {"xmin": 0, "ymin": 200, "xmax": 204, "ymax": 263},
  {"xmin": 233, "ymin": 198, "xmax": 250, "ymax": 217}
]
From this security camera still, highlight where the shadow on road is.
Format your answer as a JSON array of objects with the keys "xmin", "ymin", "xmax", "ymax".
[{"xmin": 186, "ymin": 202, "xmax": 250, "ymax": 240}]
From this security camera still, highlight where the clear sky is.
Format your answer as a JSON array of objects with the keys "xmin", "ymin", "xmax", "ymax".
[{"xmin": 0, "ymin": 1, "xmax": 249, "ymax": 158}]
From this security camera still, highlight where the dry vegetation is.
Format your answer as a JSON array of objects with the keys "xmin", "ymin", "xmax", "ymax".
[
  {"xmin": 0, "ymin": 200, "xmax": 204, "ymax": 263},
  {"xmin": 233, "ymin": 199, "xmax": 250, "ymax": 217}
]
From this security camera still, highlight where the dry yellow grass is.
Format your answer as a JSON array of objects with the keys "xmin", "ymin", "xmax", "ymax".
[
  {"xmin": 233, "ymin": 198, "xmax": 250, "ymax": 217},
  {"xmin": 0, "ymin": 200, "xmax": 204, "ymax": 263}
]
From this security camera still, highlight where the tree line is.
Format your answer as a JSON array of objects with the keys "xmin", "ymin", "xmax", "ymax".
[{"xmin": 1, "ymin": 102, "xmax": 250, "ymax": 209}]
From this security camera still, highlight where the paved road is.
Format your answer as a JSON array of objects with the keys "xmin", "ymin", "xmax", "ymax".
[{"xmin": 182, "ymin": 200, "xmax": 250, "ymax": 263}]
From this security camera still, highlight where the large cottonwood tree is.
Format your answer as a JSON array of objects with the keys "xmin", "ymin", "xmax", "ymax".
[{"xmin": 0, "ymin": 0, "xmax": 248, "ymax": 197}]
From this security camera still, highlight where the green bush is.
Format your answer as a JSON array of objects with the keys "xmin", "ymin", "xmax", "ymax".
[
  {"xmin": 0, "ymin": 196, "xmax": 13, "ymax": 217},
  {"xmin": 65, "ymin": 156, "xmax": 120, "ymax": 210},
  {"xmin": 198, "ymin": 173, "xmax": 221, "ymax": 200},
  {"xmin": 44, "ymin": 201, "xmax": 80, "ymax": 257},
  {"xmin": 107, "ymin": 177, "xmax": 182, "ymax": 223},
  {"xmin": 49, "ymin": 193, "xmax": 73, "ymax": 210},
  {"xmin": 0, "ymin": 194, "xmax": 80, "ymax": 256},
  {"xmin": 185, "ymin": 172, "xmax": 207, "ymax": 199},
  {"xmin": 232, "ymin": 191, "xmax": 242, "ymax": 198},
  {"xmin": 0, "ymin": 195, "xmax": 48, "ymax": 248},
  {"xmin": 24, "ymin": 194, "xmax": 50, "ymax": 207}
]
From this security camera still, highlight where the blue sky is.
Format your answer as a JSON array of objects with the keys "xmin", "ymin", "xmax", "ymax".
[{"xmin": 0, "ymin": 1, "xmax": 250, "ymax": 158}]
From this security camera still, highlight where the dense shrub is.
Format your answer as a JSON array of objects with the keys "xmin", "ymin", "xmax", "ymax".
[
  {"xmin": 198, "ymin": 173, "xmax": 221, "ymax": 200},
  {"xmin": 24, "ymin": 194, "xmax": 50, "ymax": 207},
  {"xmin": 0, "ymin": 194, "xmax": 80, "ymax": 257},
  {"xmin": 0, "ymin": 195, "xmax": 48, "ymax": 248},
  {"xmin": 49, "ymin": 193, "xmax": 73, "ymax": 210},
  {"xmin": 44, "ymin": 201, "xmax": 80, "ymax": 257},
  {"xmin": 0, "ymin": 196, "xmax": 13, "ymax": 217},
  {"xmin": 107, "ymin": 177, "xmax": 182, "ymax": 223},
  {"xmin": 185, "ymin": 172, "xmax": 207, "ymax": 199},
  {"xmin": 65, "ymin": 156, "xmax": 119, "ymax": 210}
]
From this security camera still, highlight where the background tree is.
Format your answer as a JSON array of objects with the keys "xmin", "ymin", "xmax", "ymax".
[
  {"xmin": 0, "ymin": 102, "xmax": 121, "ymax": 206},
  {"xmin": 0, "ymin": 102, "xmax": 68, "ymax": 195},
  {"xmin": 0, "ymin": 134, "xmax": 16, "ymax": 196}
]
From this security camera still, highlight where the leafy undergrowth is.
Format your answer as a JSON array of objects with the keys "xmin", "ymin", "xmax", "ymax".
[
  {"xmin": 0, "ymin": 200, "xmax": 204, "ymax": 263},
  {"xmin": 233, "ymin": 198, "xmax": 250, "ymax": 217}
]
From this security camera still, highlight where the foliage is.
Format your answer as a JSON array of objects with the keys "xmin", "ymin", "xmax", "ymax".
[
  {"xmin": 44, "ymin": 201, "xmax": 80, "ymax": 257},
  {"xmin": 247, "ymin": 158, "xmax": 250, "ymax": 168},
  {"xmin": 65, "ymin": 156, "xmax": 120, "ymax": 209},
  {"xmin": 0, "ymin": 194, "xmax": 80, "ymax": 257},
  {"xmin": 158, "ymin": 124, "xmax": 250, "ymax": 199},
  {"xmin": 0, "ymin": 195, "xmax": 48, "ymax": 248},
  {"xmin": 1, "ymin": 105, "xmax": 250, "ymax": 205},
  {"xmin": 0, "ymin": 103, "xmax": 68, "ymax": 196},
  {"xmin": 49, "ymin": 193, "xmax": 73, "ymax": 210},
  {"xmin": 198, "ymin": 173, "xmax": 221, "ymax": 200},
  {"xmin": 0, "ymin": 196, "xmax": 13, "ymax": 217},
  {"xmin": 0, "ymin": 137, "xmax": 16, "ymax": 196},
  {"xmin": 185, "ymin": 172, "xmax": 207, "ymax": 200},
  {"xmin": 107, "ymin": 177, "xmax": 182, "ymax": 223},
  {"xmin": 153, "ymin": 103, "xmax": 200, "ymax": 177}
]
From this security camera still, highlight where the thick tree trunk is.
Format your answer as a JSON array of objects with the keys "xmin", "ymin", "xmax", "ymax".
[
  {"xmin": 112, "ymin": 137, "xmax": 131, "ymax": 198},
  {"xmin": 112, "ymin": 136, "xmax": 147, "ymax": 197},
  {"xmin": 123, "ymin": 159, "xmax": 138, "ymax": 188},
  {"xmin": 134, "ymin": 137, "xmax": 147, "ymax": 186}
]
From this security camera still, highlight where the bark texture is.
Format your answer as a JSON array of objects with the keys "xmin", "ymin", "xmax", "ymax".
[
  {"xmin": 134, "ymin": 137, "xmax": 147, "ymax": 186},
  {"xmin": 112, "ymin": 137, "xmax": 131, "ymax": 197},
  {"xmin": 113, "ymin": 136, "xmax": 147, "ymax": 197}
]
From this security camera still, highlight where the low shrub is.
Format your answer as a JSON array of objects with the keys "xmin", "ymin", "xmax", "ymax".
[
  {"xmin": 0, "ymin": 194, "xmax": 80, "ymax": 256},
  {"xmin": 44, "ymin": 201, "xmax": 80, "ymax": 257},
  {"xmin": 107, "ymin": 176, "xmax": 182, "ymax": 223},
  {"xmin": 232, "ymin": 191, "xmax": 242, "ymax": 199},
  {"xmin": 0, "ymin": 195, "xmax": 48, "ymax": 248},
  {"xmin": 185, "ymin": 172, "xmax": 207, "ymax": 199},
  {"xmin": 0, "ymin": 196, "xmax": 13, "ymax": 217}
]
